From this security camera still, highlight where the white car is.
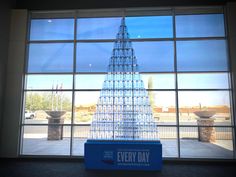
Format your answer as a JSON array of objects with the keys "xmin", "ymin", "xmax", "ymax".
[{"xmin": 25, "ymin": 111, "xmax": 35, "ymax": 119}]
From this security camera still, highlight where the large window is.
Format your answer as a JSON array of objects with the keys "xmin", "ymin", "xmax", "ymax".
[{"xmin": 21, "ymin": 8, "xmax": 235, "ymax": 159}]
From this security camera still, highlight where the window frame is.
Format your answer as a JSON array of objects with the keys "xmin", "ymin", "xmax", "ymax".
[{"xmin": 20, "ymin": 6, "xmax": 235, "ymax": 159}]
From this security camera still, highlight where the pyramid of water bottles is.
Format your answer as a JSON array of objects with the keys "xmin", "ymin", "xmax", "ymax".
[{"xmin": 90, "ymin": 18, "xmax": 159, "ymax": 141}]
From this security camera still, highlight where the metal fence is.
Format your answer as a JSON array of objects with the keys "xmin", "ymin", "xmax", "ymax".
[{"xmin": 71, "ymin": 125, "xmax": 233, "ymax": 140}]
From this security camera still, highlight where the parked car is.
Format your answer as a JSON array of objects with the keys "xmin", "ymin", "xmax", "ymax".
[{"xmin": 25, "ymin": 111, "xmax": 35, "ymax": 119}]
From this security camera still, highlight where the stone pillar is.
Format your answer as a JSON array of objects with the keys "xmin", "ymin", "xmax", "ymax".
[
  {"xmin": 197, "ymin": 118, "xmax": 216, "ymax": 142},
  {"xmin": 47, "ymin": 117, "xmax": 64, "ymax": 140}
]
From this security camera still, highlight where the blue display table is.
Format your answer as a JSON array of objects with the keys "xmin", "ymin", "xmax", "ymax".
[{"xmin": 85, "ymin": 140, "xmax": 162, "ymax": 171}]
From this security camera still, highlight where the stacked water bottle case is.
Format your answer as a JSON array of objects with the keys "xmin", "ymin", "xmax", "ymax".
[{"xmin": 89, "ymin": 18, "xmax": 159, "ymax": 141}]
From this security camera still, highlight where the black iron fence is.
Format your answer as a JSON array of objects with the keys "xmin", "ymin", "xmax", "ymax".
[{"xmin": 71, "ymin": 124, "xmax": 233, "ymax": 140}]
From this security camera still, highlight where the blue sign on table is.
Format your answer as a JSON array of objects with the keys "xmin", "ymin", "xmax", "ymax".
[{"xmin": 85, "ymin": 140, "xmax": 162, "ymax": 171}]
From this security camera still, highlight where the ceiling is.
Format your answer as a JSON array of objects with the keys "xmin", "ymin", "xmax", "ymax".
[{"xmin": 14, "ymin": 0, "xmax": 231, "ymax": 10}]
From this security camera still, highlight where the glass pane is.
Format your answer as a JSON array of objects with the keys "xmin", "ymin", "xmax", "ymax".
[
  {"xmin": 149, "ymin": 91, "xmax": 176, "ymax": 125},
  {"xmin": 23, "ymin": 91, "xmax": 72, "ymax": 124},
  {"xmin": 159, "ymin": 127, "xmax": 178, "ymax": 157},
  {"xmin": 133, "ymin": 41, "xmax": 174, "ymax": 72},
  {"xmin": 178, "ymin": 91, "xmax": 231, "ymax": 126},
  {"xmin": 126, "ymin": 16, "xmax": 173, "ymax": 38},
  {"xmin": 178, "ymin": 73, "xmax": 229, "ymax": 89},
  {"xmin": 176, "ymin": 14, "xmax": 225, "ymax": 37},
  {"xmin": 177, "ymin": 40, "xmax": 228, "ymax": 71},
  {"xmin": 28, "ymin": 43, "xmax": 74, "ymax": 73},
  {"xmin": 77, "ymin": 17, "xmax": 121, "ymax": 39},
  {"xmin": 180, "ymin": 127, "xmax": 233, "ymax": 158},
  {"xmin": 74, "ymin": 91, "xmax": 100, "ymax": 124},
  {"xmin": 30, "ymin": 19, "xmax": 74, "ymax": 40},
  {"xmin": 22, "ymin": 125, "xmax": 71, "ymax": 155},
  {"xmin": 72, "ymin": 126, "xmax": 90, "ymax": 156},
  {"xmin": 75, "ymin": 74, "xmax": 105, "ymax": 89},
  {"xmin": 141, "ymin": 74, "xmax": 175, "ymax": 89},
  {"xmin": 26, "ymin": 74, "xmax": 73, "ymax": 90},
  {"xmin": 76, "ymin": 42, "xmax": 113, "ymax": 72}
]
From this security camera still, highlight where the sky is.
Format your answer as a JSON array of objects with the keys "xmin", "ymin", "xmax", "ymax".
[
  {"xmin": 26, "ymin": 73, "xmax": 231, "ymax": 107},
  {"xmin": 26, "ymin": 14, "xmax": 230, "ymax": 107}
]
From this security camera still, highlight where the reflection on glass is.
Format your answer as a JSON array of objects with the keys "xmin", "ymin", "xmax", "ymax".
[
  {"xmin": 177, "ymin": 40, "xmax": 228, "ymax": 71},
  {"xmin": 74, "ymin": 91, "xmax": 100, "ymax": 123},
  {"xmin": 75, "ymin": 74, "xmax": 105, "ymax": 89},
  {"xmin": 77, "ymin": 17, "xmax": 121, "ymax": 39},
  {"xmin": 22, "ymin": 125, "xmax": 71, "ymax": 155},
  {"xmin": 142, "ymin": 74, "xmax": 175, "ymax": 89},
  {"xmin": 26, "ymin": 74, "xmax": 73, "ymax": 90},
  {"xmin": 24, "ymin": 91, "xmax": 72, "ymax": 124},
  {"xmin": 133, "ymin": 41, "xmax": 174, "ymax": 72},
  {"xmin": 149, "ymin": 91, "xmax": 176, "ymax": 125},
  {"xmin": 180, "ymin": 127, "xmax": 233, "ymax": 158},
  {"xmin": 176, "ymin": 14, "xmax": 225, "ymax": 37},
  {"xmin": 178, "ymin": 91, "xmax": 231, "ymax": 125},
  {"xmin": 30, "ymin": 19, "xmax": 74, "ymax": 40},
  {"xmin": 158, "ymin": 127, "xmax": 178, "ymax": 157},
  {"xmin": 76, "ymin": 42, "xmax": 113, "ymax": 72},
  {"xmin": 72, "ymin": 126, "xmax": 90, "ymax": 156},
  {"xmin": 126, "ymin": 16, "xmax": 173, "ymax": 38},
  {"xmin": 178, "ymin": 73, "xmax": 229, "ymax": 89},
  {"xmin": 28, "ymin": 43, "xmax": 74, "ymax": 73}
]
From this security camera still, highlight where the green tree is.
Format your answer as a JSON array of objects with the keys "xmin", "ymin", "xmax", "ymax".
[
  {"xmin": 25, "ymin": 92, "xmax": 71, "ymax": 111},
  {"xmin": 25, "ymin": 92, "xmax": 43, "ymax": 111},
  {"xmin": 148, "ymin": 76, "xmax": 155, "ymax": 110}
]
